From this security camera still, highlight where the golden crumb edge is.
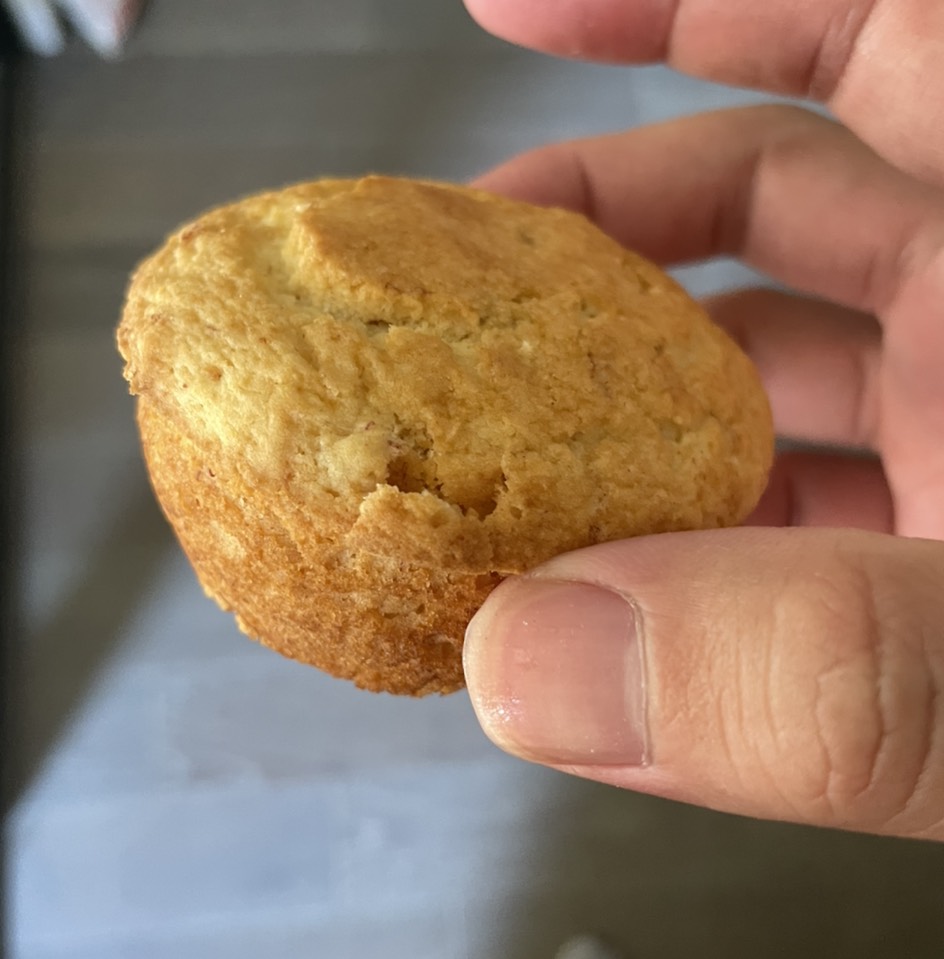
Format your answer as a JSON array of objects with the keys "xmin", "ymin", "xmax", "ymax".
[{"xmin": 117, "ymin": 175, "xmax": 773, "ymax": 695}]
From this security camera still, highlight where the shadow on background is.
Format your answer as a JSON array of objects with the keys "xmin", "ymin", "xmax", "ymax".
[
  {"xmin": 7, "ymin": 488, "xmax": 174, "ymax": 810},
  {"xmin": 486, "ymin": 776, "xmax": 944, "ymax": 959}
]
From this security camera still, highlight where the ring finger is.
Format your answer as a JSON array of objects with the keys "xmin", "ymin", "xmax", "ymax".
[{"xmin": 704, "ymin": 287, "xmax": 882, "ymax": 449}]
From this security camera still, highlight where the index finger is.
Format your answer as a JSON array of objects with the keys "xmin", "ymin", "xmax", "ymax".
[{"xmin": 464, "ymin": 0, "xmax": 944, "ymax": 187}]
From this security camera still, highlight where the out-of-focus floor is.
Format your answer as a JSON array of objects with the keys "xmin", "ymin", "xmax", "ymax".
[{"xmin": 6, "ymin": 2, "xmax": 944, "ymax": 957}]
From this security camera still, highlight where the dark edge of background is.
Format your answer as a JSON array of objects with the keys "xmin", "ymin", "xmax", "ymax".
[{"xmin": 1, "ymin": 11, "xmax": 24, "ymax": 959}]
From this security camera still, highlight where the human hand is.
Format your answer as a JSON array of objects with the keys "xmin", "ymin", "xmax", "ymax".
[{"xmin": 461, "ymin": 0, "xmax": 944, "ymax": 839}]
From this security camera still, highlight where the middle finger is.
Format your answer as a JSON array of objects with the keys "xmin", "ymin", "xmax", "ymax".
[{"xmin": 473, "ymin": 105, "xmax": 944, "ymax": 318}]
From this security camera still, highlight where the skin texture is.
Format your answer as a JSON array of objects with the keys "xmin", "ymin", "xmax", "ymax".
[
  {"xmin": 464, "ymin": 0, "xmax": 944, "ymax": 186},
  {"xmin": 461, "ymin": 0, "xmax": 944, "ymax": 839}
]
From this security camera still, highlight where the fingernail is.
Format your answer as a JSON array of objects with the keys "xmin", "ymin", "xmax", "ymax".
[{"xmin": 464, "ymin": 577, "xmax": 647, "ymax": 766}]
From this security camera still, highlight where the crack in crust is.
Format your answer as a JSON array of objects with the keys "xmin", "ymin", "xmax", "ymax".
[{"xmin": 118, "ymin": 176, "xmax": 773, "ymax": 695}]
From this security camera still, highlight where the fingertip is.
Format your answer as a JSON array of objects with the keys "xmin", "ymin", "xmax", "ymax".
[
  {"xmin": 464, "ymin": 575, "xmax": 647, "ymax": 766},
  {"xmin": 463, "ymin": 0, "xmax": 571, "ymax": 55},
  {"xmin": 469, "ymin": 146, "xmax": 583, "ymax": 209},
  {"xmin": 464, "ymin": 0, "xmax": 666, "ymax": 62}
]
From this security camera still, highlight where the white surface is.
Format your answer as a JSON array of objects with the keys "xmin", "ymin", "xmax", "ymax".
[
  {"xmin": 2, "ymin": 0, "xmax": 142, "ymax": 55},
  {"xmin": 3, "ymin": 0, "xmax": 64, "ymax": 55}
]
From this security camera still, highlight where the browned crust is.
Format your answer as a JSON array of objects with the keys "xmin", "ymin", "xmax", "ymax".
[
  {"xmin": 118, "ymin": 176, "xmax": 773, "ymax": 695},
  {"xmin": 138, "ymin": 401, "xmax": 498, "ymax": 694}
]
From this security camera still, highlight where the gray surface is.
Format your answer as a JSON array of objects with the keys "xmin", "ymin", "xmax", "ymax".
[{"xmin": 7, "ymin": 2, "xmax": 944, "ymax": 957}]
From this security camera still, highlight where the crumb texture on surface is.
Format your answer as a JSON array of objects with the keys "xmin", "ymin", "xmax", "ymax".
[{"xmin": 118, "ymin": 176, "xmax": 773, "ymax": 694}]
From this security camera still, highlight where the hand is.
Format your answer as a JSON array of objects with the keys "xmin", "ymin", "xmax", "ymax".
[{"xmin": 461, "ymin": 0, "xmax": 944, "ymax": 840}]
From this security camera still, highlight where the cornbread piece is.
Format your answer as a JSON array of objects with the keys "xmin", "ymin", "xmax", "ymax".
[{"xmin": 118, "ymin": 176, "xmax": 773, "ymax": 695}]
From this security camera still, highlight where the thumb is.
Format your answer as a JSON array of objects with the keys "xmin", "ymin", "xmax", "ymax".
[{"xmin": 464, "ymin": 528, "xmax": 944, "ymax": 839}]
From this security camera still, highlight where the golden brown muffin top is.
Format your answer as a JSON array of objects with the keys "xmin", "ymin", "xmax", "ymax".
[{"xmin": 119, "ymin": 176, "xmax": 772, "ymax": 577}]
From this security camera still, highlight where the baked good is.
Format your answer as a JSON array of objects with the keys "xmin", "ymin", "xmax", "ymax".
[{"xmin": 117, "ymin": 176, "xmax": 773, "ymax": 695}]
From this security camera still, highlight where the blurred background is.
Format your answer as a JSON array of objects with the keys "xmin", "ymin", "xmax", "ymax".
[{"xmin": 3, "ymin": 2, "xmax": 944, "ymax": 957}]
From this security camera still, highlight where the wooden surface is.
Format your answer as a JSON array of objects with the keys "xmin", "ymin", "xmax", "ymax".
[{"xmin": 8, "ymin": 2, "xmax": 944, "ymax": 957}]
